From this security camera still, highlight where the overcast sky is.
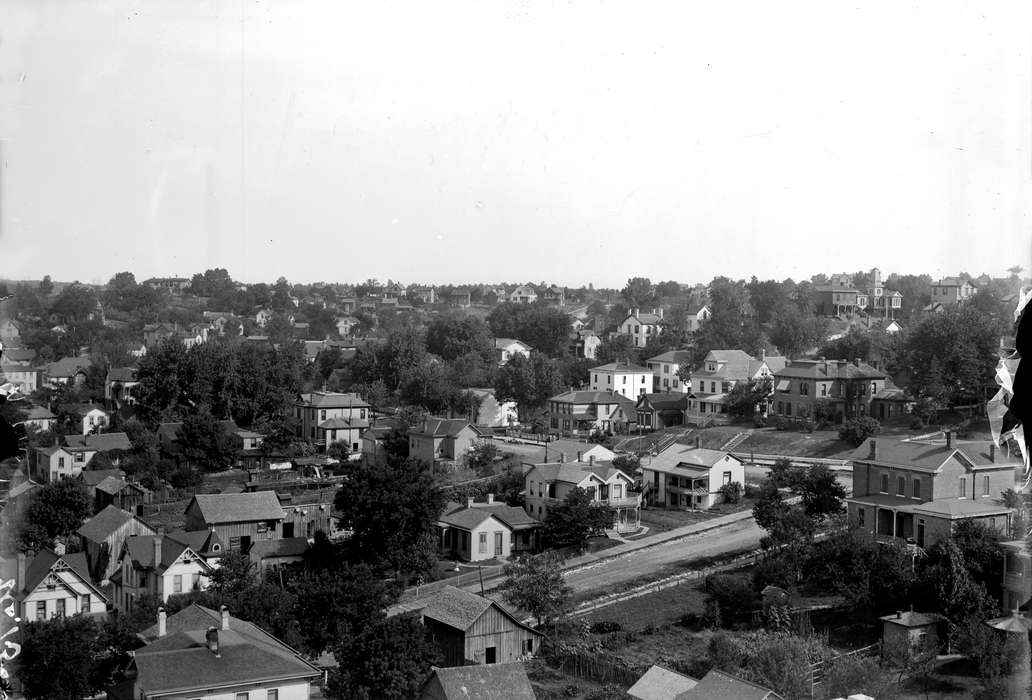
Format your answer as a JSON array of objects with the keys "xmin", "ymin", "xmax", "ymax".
[{"xmin": 1, "ymin": 1, "xmax": 1030, "ymax": 288}]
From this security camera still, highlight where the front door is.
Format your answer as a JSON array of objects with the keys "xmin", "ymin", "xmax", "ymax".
[
  {"xmin": 494, "ymin": 532, "xmax": 503, "ymax": 557},
  {"xmin": 917, "ymin": 520, "xmax": 926, "ymax": 548},
  {"xmin": 282, "ymin": 522, "xmax": 294, "ymax": 538},
  {"xmin": 485, "ymin": 647, "xmax": 496, "ymax": 664}
]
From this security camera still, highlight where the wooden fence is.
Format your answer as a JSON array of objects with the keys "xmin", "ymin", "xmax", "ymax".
[
  {"xmin": 555, "ymin": 651, "xmax": 644, "ymax": 688},
  {"xmin": 809, "ymin": 642, "xmax": 880, "ymax": 695}
]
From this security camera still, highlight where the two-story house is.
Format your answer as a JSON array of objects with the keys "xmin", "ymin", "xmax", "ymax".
[
  {"xmin": 77, "ymin": 505, "xmax": 157, "ymax": 582},
  {"xmin": 816, "ymin": 269, "xmax": 903, "ymax": 319},
  {"xmin": 111, "ymin": 529, "xmax": 221, "ymax": 610},
  {"xmin": 541, "ymin": 285, "xmax": 565, "ymax": 307},
  {"xmin": 32, "ymin": 432, "xmax": 131, "ymax": 483},
  {"xmin": 294, "ymin": 391, "xmax": 370, "ymax": 447},
  {"xmin": 847, "ymin": 435, "xmax": 1016, "ymax": 549},
  {"xmin": 105, "ymin": 367, "xmax": 139, "ymax": 410},
  {"xmin": 636, "ymin": 393, "xmax": 689, "ymax": 430},
  {"xmin": 524, "ymin": 457, "xmax": 640, "ymax": 532},
  {"xmin": 183, "ymin": 492, "xmax": 285, "ymax": 553},
  {"xmin": 508, "ymin": 285, "xmax": 538, "ymax": 305},
  {"xmin": 589, "ymin": 361, "xmax": 654, "ymax": 399},
  {"xmin": 142, "ymin": 277, "xmax": 189, "ymax": 295},
  {"xmin": 22, "ymin": 405, "xmax": 56, "ymax": 431},
  {"xmin": 14, "ymin": 548, "xmax": 107, "ymax": 621},
  {"xmin": 495, "ymin": 338, "xmax": 532, "ymax": 365},
  {"xmin": 437, "ymin": 495, "xmax": 541, "ymax": 562},
  {"xmin": 335, "ymin": 315, "xmax": 360, "ymax": 337},
  {"xmin": 409, "ymin": 286, "xmax": 437, "ymax": 304},
  {"xmin": 772, "ymin": 358, "xmax": 901, "ymax": 422},
  {"xmin": 642, "ymin": 444, "xmax": 746, "ymax": 510},
  {"xmin": 109, "ymin": 604, "xmax": 322, "ymax": 699},
  {"xmin": 46, "ymin": 355, "xmax": 92, "ymax": 386},
  {"xmin": 409, "ymin": 418, "xmax": 485, "ymax": 469},
  {"xmin": 569, "ymin": 330, "xmax": 602, "ymax": 360},
  {"xmin": 0, "ymin": 357, "xmax": 38, "ymax": 394},
  {"xmin": 618, "ymin": 308, "xmax": 664, "ymax": 348},
  {"xmin": 687, "ymin": 350, "xmax": 785, "ymax": 424},
  {"xmin": 683, "ymin": 304, "xmax": 711, "ymax": 333},
  {"xmin": 645, "ymin": 350, "xmax": 693, "ymax": 393},
  {"xmin": 547, "ymin": 389, "xmax": 638, "ymax": 437},
  {"xmin": 930, "ymin": 277, "xmax": 977, "ymax": 306}
]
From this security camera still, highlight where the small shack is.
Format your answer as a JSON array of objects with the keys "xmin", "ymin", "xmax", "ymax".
[{"xmin": 880, "ymin": 609, "xmax": 938, "ymax": 665}]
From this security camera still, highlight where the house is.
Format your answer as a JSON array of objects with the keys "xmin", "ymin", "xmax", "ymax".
[
  {"xmin": 618, "ymin": 308, "xmax": 664, "ymax": 348},
  {"xmin": 183, "ymin": 492, "xmax": 286, "ymax": 553},
  {"xmin": 438, "ymin": 495, "xmax": 541, "ymax": 561},
  {"xmin": 449, "ymin": 288, "xmax": 473, "ymax": 308},
  {"xmin": 416, "ymin": 585, "xmax": 543, "ymax": 666},
  {"xmin": 0, "ymin": 318, "xmax": 22, "ymax": 343},
  {"xmin": 409, "ymin": 286, "xmax": 437, "ymax": 304},
  {"xmin": 142, "ymin": 323, "xmax": 177, "ymax": 348},
  {"xmin": 94, "ymin": 476, "xmax": 153, "ymax": 513},
  {"xmin": 32, "ymin": 431, "xmax": 134, "ymax": 482},
  {"xmin": 508, "ymin": 285, "xmax": 538, "ymax": 305},
  {"xmin": 636, "ymin": 393, "xmax": 688, "ymax": 430},
  {"xmin": 420, "ymin": 663, "xmax": 536, "ymax": 700},
  {"xmin": 293, "ymin": 391, "xmax": 370, "ymax": 447},
  {"xmin": 1001, "ymin": 540, "xmax": 1030, "ymax": 611},
  {"xmin": 588, "ymin": 360, "xmax": 654, "ymax": 399},
  {"xmin": 65, "ymin": 431, "xmax": 132, "ymax": 455},
  {"xmin": 276, "ymin": 489, "xmax": 340, "ymax": 539},
  {"xmin": 540, "ymin": 285, "xmax": 565, "ymax": 307},
  {"xmin": 109, "ymin": 604, "xmax": 322, "ymax": 700},
  {"xmin": 546, "ymin": 389, "xmax": 638, "ymax": 437},
  {"xmin": 21, "ymin": 405, "xmax": 56, "ymax": 431},
  {"xmin": 642, "ymin": 445, "xmax": 746, "ymax": 510},
  {"xmin": 686, "ymin": 350, "xmax": 783, "ymax": 424},
  {"xmin": 79, "ymin": 468, "xmax": 126, "ymax": 502},
  {"xmin": 142, "ymin": 277, "xmax": 190, "ymax": 295},
  {"xmin": 495, "ymin": 338, "xmax": 532, "ymax": 365},
  {"xmin": 255, "ymin": 308, "xmax": 274, "ymax": 327},
  {"xmin": 302, "ymin": 340, "xmax": 326, "ymax": 363},
  {"xmin": 847, "ymin": 434, "xmax": 1017, "ymax": 548},
  {"xmin": 446, "ymin": 387, "xmax": 518, "ymax": 428},
  {"xmin": 931, "ymin": 277, "xmax": 977, "ymax": 306},
  {"xmin": 409, "ymin": 418, "xmax": 485, "ymax": 469},
  {"xmin": 66, "ymin": 405, "xmax": 110, "ymax": 435},
  {"xmin": 0, "ymin": 359, "xmax": 38, "ymax": 394},
  {"xmin": 249, "ymin": 537, "xmax": 310, "ymax": 580},
  {"xmin": 627, "ymin": 665, "xmax": 699, "ymax": 700},
  {"xmin": 112, "ymin": 530, "xmax": 219, "ymax": 610},
  {"xmin": 523, "ymin": 440, "xmax": 617, "ymax": 468},
  {"xmin": 14, "ymin": 548, "xmax": 107, "ymax": 621},
  {"xmin": 771, "ymin": 358, "xmax": 896, "ymax": 422},
  {"xmin": 76, "ymin": 505, "xmax": 157, "ymax": 582},
  {"xmin": 335, "ymin": 315, "xmax": 359, "ymax": 337},
  {"xmin": 678, "ymin": 669, "xmax": 783, "ymax": 699},
  {"xmin": 880, "ymin": 610, "xmax": 939, "ymax": 665},
  {"xmin": 2, "ymin": 346, "xmax": 36, "ymax": 367},
  {"xmin": 524, "ymin": 458, "xmax": 640, "ymax": 532},
  {"xmin": 569, "ymin": 330, "xmax": 602, "ymax": 360},
  {"xmin": 645, "ymin": 349, "xmax": 693, "ymax": 393},
  {"xmin": 105, "ymin": 367, "xmax": 139, "ymax": 409},
  {"xmin": 360, "ymin": 423, "xmax": 399, "ymax": 464},
  {"xmin": 46, "ymin": 355, "xmax": 92, "ymax": 386},
  {"xmin": 683, "ymin": 304, "xmax": 711, "ymax": 333}
]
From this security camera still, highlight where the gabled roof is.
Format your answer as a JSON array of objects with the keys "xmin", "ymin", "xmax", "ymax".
[
  {"xmin": 440, "ymin": 501, "xmax": 539, "ymax": 531},
  {"xmin": 628, "ymin": 665, "xmax": 699, "ymax": 700},
  {"xmin": 412, "ymin": 417, "xmax": 480, "ymax": 438},
  {"xmin": 425, "ymin": 663, "xmax": 536, "ymax": 700},
  {"xmin": 648, "ymin": 445, "xmax": 742, "ymax": 476},
  {"xmin": 933, "ymin": 277, "xmax": 973, "ymax": 287},
  {"xmin": 775, "ymin": 359, "xmax": 886, "ymax": 380},
  {"xmin": 694, "ymin": 350, "xmax": 757, "ymax": 381},
  {"xmin": 677, "ymin": 669, "xmax": 782, "ymax": 700},
  {"xmin": 124, "ymin": 534, "xmax": 208, "ymax": 573},
  {"xmin": 77, "ymin": 505, "xmax": 152, "ymax": 543},
  {"xmin": 526, "ymin": 440, "xmax": 616, "ymax": 465},
  {"xmin": 46, "ymin": 356, "xmax": 92, "ymax": 377},
  {"xmin": 438, "ymin": 507, "xmax": 496, "ymax": 531},
  {"xmin": 527, "ymin": 461, "xmax": 631, "ymax": 486},
  {"xmin": 318, "ymin": 416, "xmax": 369, "ymax": 430},
  {"xmin": 18, "ymin": 549, "xmax": 101, "ymax": 601},
  {"xmin": 549, "ymin": 389, "xmax": 629, "ymax": 404},
  {"xmin": 23, "ymin": 406, "xmax": 56, "ymax": 421},
  {"xmin": 166, "ymin": 529, "xmax": 225, "ymax": 557},
  {"xmin": 418, "ymin": 585, "xmax": 542, "ymax": 638},
  {"xmin": 495, "ymin": 338, "xmax": 531, "ymax": 350},
  {"xmin": 3, "ymin": 347, "xmax": 36, "ymax": 362},
  {"xmin": 64, "ymin": 432, "xmax": 132, "ymax": 452},
  {"xmin": 647, "ymin": 350, "xmax": 693, "ymax": 365},
  {"xmin": 591, "ymin": 361, "xmax": 652, "ymax": 373},
  {"xmin": 880, "ymin": 610, "xmax": 938, "ymax": 628},
  {"xmin": 850, "ymin": 438, "xmax": 1021, "ymax": 472},
  {"xmin": 79, "ymin": 469, "xmax": 125, "ymax": 488},
  {"xmin": 638, "ymin": 393, "xmax": 689, "ymax": 411},
  {"xmin": 626, "ymin": 312, "xmax": 662, "ymax": 324},
  {"xmin": 296, "ymin": 391, "xmax": 369, "ymax": 409},
  {"xmin": 187, "ymin": 492, "xmax": 284, "ymax": 524}
]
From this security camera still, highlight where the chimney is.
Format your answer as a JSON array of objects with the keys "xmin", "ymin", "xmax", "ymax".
[
  {"xmin": 153, "ymin": 531, "xmax": 163, "ymax": 566},
  {"xmin": 486, "ymin": 493, "xmax": 494, "ymax": 505},
  {"xmin": 220, "ymin": 605, "xmax": 230, "ymax": 631},
  {"xmin": 945, "ymin": 431, "xmax": 952, "ymax": 449},
  {"xmin": 589, "ymin": 455, "xmax": 595, "ymax": 465},
  {"xmin": 896, "ymin": 610, "xmax": 902, "ymax": 620},
  {"xmin": 157, "ymin": 607, "xmax": 167, "ymax": 638},
  {"xmin": 559, "ymin": 453, "xmax": 566, "ymax": 463},
  {"xmin": 868, "ymin": 439, "xmax": 877, "ymax": 460},
  {"xmin": 695, "ymin": 436, "xmax": 701, "ymax": 449},
  {"xmin": 576, "ymin": 451, "xmax": 583, "ymax": 462},
  {"xmin": 16, "ymin": 553, "xmax": 25, "ymax": 592},
  {"xmin": 761, "ymin": 348, "xmax": 766, "ymax": 361},
  {"xmin": 854, "ymin": 358, "xmax": 862, "ymax": 367},
  {"xmin": 466, "ymin": 497, "xmax": 474, "ymax": 508},
  {"xmin": 205, "ymin": 627, "xmax": 221, "ymax": 657},
  {"xmin": 990, "ymin": 442, "xmax": 997, "ymax": 463}
]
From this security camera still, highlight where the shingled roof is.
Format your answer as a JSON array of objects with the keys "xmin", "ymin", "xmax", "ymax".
[
  {"xmin": 186, "ymin": 492, "xmax": 284, "ymax": 524},
  {"xmin": 424, "ymin": 664, "xmax": 536, "ymax": 700},
  {"xmin": 418, "ymin": 585, "xmax": 541, "ymax": 639},
  {"xmin": 64, "ymin": 432, "xmax": 132, "ymax": 452},
  {"xmin": 411, "ymin": 417, "xmax": 479, "ymax": 438},
  {"xmin": 18, "ymin": 549, "xmax": 99, "ymax": 600},
  {"xmin": 850, "ymin": 438, "xmax": 1021, "ymax": 473},
  {"xmin": 77, "ymin": 505, "xmax": 150, "ymax": 543}
]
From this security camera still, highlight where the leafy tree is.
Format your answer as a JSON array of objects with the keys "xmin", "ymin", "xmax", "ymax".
[
  {"xmin": 486, "ymin": 302, "xmax": 571, "ymax": 357},
  {"xmin": 499, "ymin": 551, "xmax": 572, "ymax": 626},
  {"xmin": 837, "ymin": 416, "xmax": 880, "ymax": 446},
  {"xmin": 177, "ymin": 411, "xmax": 240, "ymax": 472},
  {"xmin": 18, "ymin": 614, "xmax": 105, "ymax": 699},
  {"xmin": 594, "ymin": 334, "xmax": 640, "ymax": 365},
  {"xmin": 769, "ymin": 305, "xmax": 826, "ymax": 359},
  {"xmin": 797, "ymin": 464, "xmax": 846, "ymax": 520},
  {"xmin": 725, "ymin": 377, "xmax": 772, "ymax": 418},
  {"xmin": 326, "ymin": 613, "xmax": 440, "ymax": 700},
  {"xmin": 916, "ymin": 538, "xmax": 998, "ymax": 623},
  {"xmin": 902, "ymin": 305, "xmax": 999, "ymax": 406},
  {"xmin": 752, "ymin": 480, "xmax": 790, "ymax": 532},
  {"xmin": 327, "ymin": 440, "xmax": 351, "ymax": 464},
  {"xmin": 425, "ymin": 313, "xmax": 494, "ymax": 363},
  {"xmin": 802, "ymin": 529, "xmax": 915, "ymax": 614},
  {"xmin": 493, "ymin": 352, "xmax": 561, "ymax": 422},
  {"xmin": 334, "ymin": 457, "xmax": 444, "ymax": 580},
  {"xmin": 39, "ymin": 274, "xmax": 54, "ymax": 295},
  {"xmin": 465, "ymin": 439, "xmax": 499, "ymax": 474},
  {"xmin": 542, "ymin": 486, "xmax": 615, "ymax": 549},
  {"xmin": 19, "ymin": 478, "xmax": 91, "ymax": 552},
  {"xmin": 746, "ymin": 278, "xmax": 793, "ymax": 325},
  {"xmin": 620, "ymin": 277, "xmax": 655, "ymax": 308},
  {"xmin": 398, "ymin": 360, "xmax": 460, "ymax": 415}
]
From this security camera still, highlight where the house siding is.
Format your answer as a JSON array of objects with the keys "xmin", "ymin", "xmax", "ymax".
[{"xmin": 464, "ymin": 605, "xmax": 538, "ymax": 664}]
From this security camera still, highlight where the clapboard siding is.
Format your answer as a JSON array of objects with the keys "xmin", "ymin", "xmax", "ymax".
[{"xmin": 463, "ymin": 606, "xmax": 539, "ymax": 664}]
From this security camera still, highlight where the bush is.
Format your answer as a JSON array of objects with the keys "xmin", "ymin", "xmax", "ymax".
[
  {"xmin": 718, "ymin": 481, "xmax": 742, "ymax": 504},
  {"xmin": 743, "ymin": 483, "xmax": 761, "ymax": 499},
  {"xmin": 752, "ymin": 415, "xmax": 767, "ymax": 428},
  {"xmin": 589, "ymin": 620, "xmax": 622, "ymax": 634},
  {"xmin": 837, "ymin": 416, "xmax": 881, "ymax": 446},
  {"xmin": 774, "ymin": 417, "xmax": 788, "ymax": 431},
  {"xmin": 703, "ymin": 574, "xmax": 758, "ymax": 625},
  {"xmin": 910, "ymin": 415, "xmax": 925, "ymax": 430}
]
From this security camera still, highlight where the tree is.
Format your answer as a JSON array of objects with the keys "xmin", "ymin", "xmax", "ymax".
[
  {"xmin": 594, "ymin": 334, "xmax": 640, "ymax": 365},
  {"xmin": 769, "ymin": 305, "xmax": 826, "ymax": 359},
  {"xmin": 493, "ymin": 352, "xmax": 561, "ymax": 422},
  {"xmin": 18, "ymin": 615, "xmax": 104, "ymax": 699},
  {"xmin": 465, "ymin": 439, "xmax": 499, "ymax": 475},
  {"xmin": 797, "ymin": 464, "xmax": 846, "ymax": 520},
  {"xmin": 38, "ymin": 274, "xmax": 53, "ymax": 296},
  {"xmin": 499, "ymin": 551, "xmax": 572, "ymax": 626},
  {"xmin": 177, "ymin": 411, "xmax": 240, "ymax": 472},
  {"xmin": 725, "ymin": 377, "xmax": 772, "ymax": 418},
  {"xmin": 334, "ymin": 457, "xmax": 444, "ymax": 580},
  {"xmin": 620, "ymin": 277, "xmax": 655, "ymax": 308},
  {"xmin": 398, "ymin": 360, "xmax": 460, "ymax": 415},
  {"xmin": 542, "ymin": 486, "xmax": 615, "ymax": 549},
  {"xmin": 326, "ymin": 613, "xmax": 440, "ymax": 700},
  {"xmin": 751, "ymin": 481, "xmax": 789, "ymax": 533},
  {"xmin": 902, "ymin": 305, "xmax": 999, "ymax": 406},
  {"xmin": 425, "ymin": 313, "xmax": 494, "ymax": 363},
  {"xmin": 19, "ymin": 478, "xmax": 92, "ymax": 552},
  {"xmin": 837, "ymin": 416, "xmax": 880, "ymax": 446}
]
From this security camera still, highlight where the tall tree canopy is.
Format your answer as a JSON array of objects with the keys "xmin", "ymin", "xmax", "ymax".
[{"xmin": 493, "ymin": 351, "xmax": 562, "ymax": 422}]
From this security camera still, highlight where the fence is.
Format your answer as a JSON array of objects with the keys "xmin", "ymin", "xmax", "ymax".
[
  {"xmin": 399, "ymin": 566, "xmax": 505, "ymax": 602},
  {"xmin": 809, "ymin": 642, "xmax": 880, "ymax": 694},
  {"xmin": 554, "ymin": 651, "xmax": 643, "ymax": 688},
  {"xmin": 731, "ymin": 452, "xmax": 850, "ymax": 471}
]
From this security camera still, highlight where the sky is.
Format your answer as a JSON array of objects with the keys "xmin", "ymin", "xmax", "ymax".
[{"xmin": 1, "ymin": 1, "xmax": 1031, "ymax": 288}]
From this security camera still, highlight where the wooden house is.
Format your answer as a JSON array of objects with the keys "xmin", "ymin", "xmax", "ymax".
[
  {"xmin": 418, "ymin": 585, "xmax": 543, "ymax": 667},
  {"xmin": 77, "ymin": 505, "xmax": 157, "ymax": 582},
  {"xmin": 14, "ymin": 548, "xmax": 108, "ymax": 621},
  {"xmin": 183, "ymin": 492, "xmax": 285, "ymax": 553}
]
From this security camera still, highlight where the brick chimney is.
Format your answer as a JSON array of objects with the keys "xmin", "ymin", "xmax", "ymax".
[
  {"xmin": 559, "ymin": 453, "xmax": 566, "ymax": 463},
  {"xmin": 945, "ymin": 431, "xmax": 952, "ymax": 449},
  {"xmin": 990, "ymin": 442, "xmax": 997, "ymax": 463},
  {"xmin": 486, "ymin": 493, "xmax": 494, "ymax": 505},
  {"xmin": 153, "ymin": 531, "xmax": 163, "ymax": 567},
  {"xmin": 868, "ymin": 439, "xmax": 877, "ymax": 460},
  {"xmin": 205, "ymin": 626, "xmax": 220, "ymax": 657},
  {"xmin": 589, "ymin": 455, "xmax": 595, "ymax": 465},
  {"xmin": 16, "ymin": 553, "xmax": 25, "ymax": 593},
  {"xmin": 695, "ymin": 436, "xmax": 701, "ymax": 449},
  {"xmin": 576, "ymin": 451, "xmax": 583, "ymax": 462},
  {"xmin": 854, "ymin": 358, "xmax": 862, "ymax": 367},
  {"xmin": 157, "ymin": 607, "xmax": 167, "ymax": 638},
  {"xmin": 466, "ymin": 497, "xmax": 474, "ymax": 508},
  {"xmin": 220, "ymin": 605, "xmax": 230, "ymax": 631}
]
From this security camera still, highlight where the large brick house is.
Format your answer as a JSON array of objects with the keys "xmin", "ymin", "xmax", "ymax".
[
  {"xmin": 847, "ymin": 435, "xmax": 1016, "ymax": 549},
  {"xmin": 771, "ymin": 358, "xmax": 906, "ymax": 422},
  {"xmin": 546, "ymin": 389, "xmax": 637, "ymax": 437},
  {"xmin": 293, "ymin": 391, "xmax": 370, "ymax": 448}
]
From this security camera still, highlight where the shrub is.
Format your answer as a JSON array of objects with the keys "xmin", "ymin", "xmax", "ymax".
[
  {"xmin": 589, "ymin": 620, "xmax": 622, "ymax": 634},
  {"xmin": 703, "ymin": 574, "xmax": 758, "ymax": 625},
  {"xmin": 775, "ymin": 417, "xmax": 788, "ymax": 431},
  {"xmin": 752, "ymin": 414, "xmax": 767, "ymax": 428},
  {"xmin": 837, "ymin": 416, "xmax": 881, "ymax": 446},
  {"xmin": 743, "ymin": 483, "xmax": 761, "ymax": 499},
  {"xmin": 910, "ymin": 415, "xmax": 925, "ymax": 430},
  {"xmin": 718, "ymin": 481, "xmax": 742, "ymax": 504}
]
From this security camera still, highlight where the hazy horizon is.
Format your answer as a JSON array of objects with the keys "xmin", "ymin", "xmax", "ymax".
[{"xmin": 2, "ymin": 1, "xmax": 1031, "ymax": 287}]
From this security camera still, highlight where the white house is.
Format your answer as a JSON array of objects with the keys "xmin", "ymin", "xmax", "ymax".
[
  {"xmin": 645, "ymin": 349, "xmax": 693, "ymax": 393},
  {"xmin": 618, "ymin": 308, "xmax": 664, "ymax": 348},
  {"xmin": 589, "ymin": 361, "xmax": 654, "ymax": 400},
  {"xmin": 81, "ymin": 407, "xmax": 110, "ymax": 435},
  {"xmin": 524, "ymin": 459, "xmax": 640, "ymax": 533},
  {"xmin": 509, "ymin": 285, "xmax": 538, "ymax": 304},
  {"xmin": 14, "ymin": 548, "xmax": 107, "ymax": 621},
  {"xmin": 112, "ymin": 531, "xmax": 220, "ymax": 611},
  {"xmin": 684, "ymin": 304, "xmax": 711, "ymax": 332},
  {"xmin": 642, "ymin": 444, "xmax": 745, "ymax": 510},
  {"xmin": 495, "ymin": 338, "xmax": 532, "ymax": 365}
]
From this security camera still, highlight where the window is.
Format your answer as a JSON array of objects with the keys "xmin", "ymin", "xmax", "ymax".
[
  {"xmin": 858, "ymin": 507, "xmax": 865, "ymax": 527},
  {"xmin": 320, "ymin": 409, "xmax": 326, "ymax": 420},
  {"xmin": 663, "ymin": 364, "xmax": 670, "ymax": 374},
  {"xmin": 81, "ymin": 594, "xmax": 90, "ymax": 612},
  {"xmin": 710, "ymin": 382, "xmax": 716, "ymax": 393},
  {"xmin": 479, "ymin": 533, "xmax": 487, "ymax": 554},
  {"xmin": 236, "ymin": 693, "xmax": 249, "ymax": 700},
  {"xmin": 785, "ymin": 403, "xmax": 792, "ymax": 417},
  {"xmin": 230, "ymin": 536, "xmax": 242, "ymax": 551},
  {"xmin": 523, "ymin": 638, "xmax": 534, "ymax": 654},
  {"xmin": 192, "ymin": 573, "xmax": 201, "ymax": 591},
  {"xmin": 267, "ymin": 691, "xmax": 279, "ymax": 700},
  {"xmin": 983, "ymin": 475, "xmax": 990, "ymax": 496},
  {"xmin": 622, "ymin": 376, "xmax": 627, "ymax": 384},
  {"xmin": 959, "ymin": 477, "xmax": 967, "ymax": 498},
  {"xmin": 777, "ymin": 401, "xmax": 783, "ymax": 415},
  {"xmin": 607, "ymin": 375, "xmax": 611, "ymax": 384},
  {"xmin": 913, "ymin": 478, "xmax": 921, "ymax": 499},
  {"xmin": 173, "ymin": 575, "xmax": 183, "ymax": 594},
  {"xmin": 55, "ymin": 599, "xmax": 65, "ymax": 617},
  {"xmin": 58, "ymin": 457, "xmax": 65, "ymax": 469},
  {"xmin": 723, "ymin": 471, "xmax": 732, "ymax": 485},
  {"xmin": 870, "ymin": 382, "xmax": 877, "ymax": 395},
  {"xmin": 800, "ymin": 382, "xmax": 809, "ymax": 396},
  {"xmin": 880, "ymin": 473, "xmax": 889, "ymax": 493},
  {"xmin": 820, "ymin": 383, "xmax": 827, "ymax": 397},
  {"xmin": 36, "ymin": 601, "xmax": 45, "ymax": 620},
  {"xmin": 896, "ymin": 476, "xmax": 905, "ymax": 496}
]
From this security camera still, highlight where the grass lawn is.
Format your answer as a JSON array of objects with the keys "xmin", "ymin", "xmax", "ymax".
[
  {"xmin": 581, "ymin": 579, "xmax": 708, "ymax": 631},
  {"xmin": 639, "ymin": 498, "xmax": 755, "ymax": 533}
]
